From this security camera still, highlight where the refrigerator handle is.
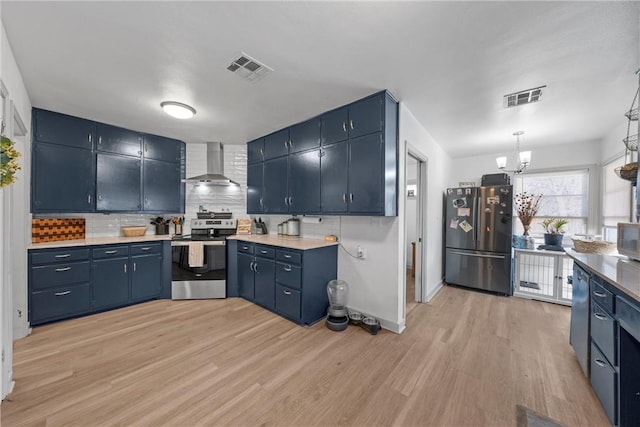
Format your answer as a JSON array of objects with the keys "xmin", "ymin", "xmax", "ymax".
[
  {"xmin": 474, "ymin": 194, "xmax": 480, "ymax": 244},
  {"xmin": 450, "ymin": 251, "xmax": 506, "ymax": 260}
]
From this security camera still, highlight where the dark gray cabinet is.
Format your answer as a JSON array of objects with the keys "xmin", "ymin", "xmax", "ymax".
[
  {"xmin": 230, "ymin": 241, "xmax": 337, "ymax": 325},
  {"xmin": 97, "ymin": 124, "xmax": 142, "ymax": 157},
  {"xmin": 143, "ymin": 134, "xmax": 182, "ymax": 163},
  {"xmin": 33, "ymin": 109, "xmax": 94, "ymax": 150},
  {"xmin": 143, "ymin": 159, "xmax": 182, "ymax": 212},
  {"xmin": 32, "ymin": 143, "xmax": 95, "ymax": 212},
  {"xmin": 29, "ymin": 241, "xmax": 169, "ymax": 326},
  {"xmin": 245, "ymin": 90, "xmax": 398, "ymax": 217},
  {"xmin": 247, "ymin": 162, "xmax": 264, "ymax": 214},
  {"xmin": 96, "ymin": 153, "xmax": 142, "ymax": 211}
]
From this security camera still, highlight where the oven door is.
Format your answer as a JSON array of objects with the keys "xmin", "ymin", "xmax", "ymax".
[{"xmin": 171, "ymin": 241, "xmax": 226, "ymax": 299}]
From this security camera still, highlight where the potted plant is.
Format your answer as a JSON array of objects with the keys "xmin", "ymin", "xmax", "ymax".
[
  {"xmin": 514, "ymin": 192, "xmax": 542, "ymax": 236},
  {"xmin": 0, "ymin": 135, "xmax": 21, "ymax": 188},
  {"xmin": 540, "ymin": 218, "xmax": 568, "ymax": 246}
]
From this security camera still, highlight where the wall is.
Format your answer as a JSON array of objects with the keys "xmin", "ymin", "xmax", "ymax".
[{"xmin": 1, "ymin": 20, "xmax": 33, "ymax": 399}]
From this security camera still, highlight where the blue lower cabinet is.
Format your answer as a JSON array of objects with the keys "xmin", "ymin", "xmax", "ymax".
[
  {"xmin": 591, "ymin": 342, "xmax": 618, "ymax": 426},
  {"xmin": 275, "ymin": 284, "xmax": 301, "ymax": 320},
  {"xmin": 238, "ymin": 252, "xmax": 255, "ymax": 300},
  {"xmin": 31, "ymin": 283, "xmax": 91, "ymax": 324},
  {"xmin": 131, "ymin": 254, "xmax": 162, "ymax": 301},
  {"xmin": 254, "ymin": 258, "xmax": 275, "ymax": 310},
  {"xmin": 93, "ymin": 257, "xmax": 129, "ymax": 309}
]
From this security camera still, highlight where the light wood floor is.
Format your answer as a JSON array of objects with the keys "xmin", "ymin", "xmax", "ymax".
[{"xmin": 1, "ymin": 285, "xmax": 609, "ymax": 426}]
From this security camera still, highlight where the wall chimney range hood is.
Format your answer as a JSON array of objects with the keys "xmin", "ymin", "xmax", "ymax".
[{"xmin": 184, "ymin": 142, "xmax": 239, "ymax": 186}]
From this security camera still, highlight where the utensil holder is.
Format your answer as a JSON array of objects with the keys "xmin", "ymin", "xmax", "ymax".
[
  {"xmin": 175, "ymin": 224, "xmax": 183, "ymax": 235},
  {"xmin": 156, "ymin": 224, "xmax": 169, "ymax": 235}
]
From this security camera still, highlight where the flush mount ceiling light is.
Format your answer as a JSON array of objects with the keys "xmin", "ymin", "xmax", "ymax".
[
  {"xmin": 496, "ymin": 131, "xmax": 531, "ymax": 175},
  {"xmin": 160, "ymin": 101, "xmax": 196, "ymax": 119}
]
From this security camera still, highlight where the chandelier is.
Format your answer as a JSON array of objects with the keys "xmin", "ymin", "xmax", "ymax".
[{"xmin": 496, "ymin": 131, "xmax": 531, "ymax": 174}]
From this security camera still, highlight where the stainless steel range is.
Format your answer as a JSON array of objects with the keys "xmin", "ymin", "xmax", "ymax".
[{"xmin": 171, "ymin": 213, "xmax": 236, "ymax": 299}]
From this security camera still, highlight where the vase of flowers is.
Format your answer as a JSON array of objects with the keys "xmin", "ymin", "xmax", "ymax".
[
  {"xmin": 0, "ymin": 135, "xmax": 21, "ymax": 188},
  {"xmin": 514, "ymin": 192, "xmax": 542, "ymax": 248}
]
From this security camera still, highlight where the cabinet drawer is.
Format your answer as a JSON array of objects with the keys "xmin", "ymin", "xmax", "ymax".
[
  {"xmin": 238, "ymin": 243, "xmax": 254, "ymax": 254},
  {"xmin": 31, "ymin": 248, "xmax": 90, "ymax": 265},
  {"xmin": 276, "ymin": 262, "xmax": 302, "ymax": 290},
  {"xmin": 130, "ymin": 242, "xmax": 162, "ymax": 256},
  {"xmin": 32, "ymin": 261, "xmax": 91, "ymax": 290},
  {"xmin": 276, "ymin": 249, "xmax": 301, "ymax": 265},
  {"xmin": 31, "ymin": 283, "xmax": 91, "ymax": 323},
  {"xmin": 591, "ymin": 279, "xmax": 614, "ymax": 315},
  {"xmin": 591, "ymin": 301, "xmax": 617, "ymax": 366},
  {"xmin": 255, "ymin": 245, "xmax": 275, "ymax": 259},
  {"xmin": 590, "ymin": 342, "xmax": 617, "ymax": 426},
  {"xmin": 617, "ymin": 296, "xmax": 640, "ymax": 343},
  {"xmin": 92, "ymin": 245, "xmax": 129, "ymax": 259},
  {"xmin": 275, "ymin": 284, "xmax": 301, "ymax": 321}
]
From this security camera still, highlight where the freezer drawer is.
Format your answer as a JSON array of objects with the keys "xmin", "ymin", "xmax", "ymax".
[{"xmin": 445, "ymin": 248, "xmax": 512, "ymax": 295}]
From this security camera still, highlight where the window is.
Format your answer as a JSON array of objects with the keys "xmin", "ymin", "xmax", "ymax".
[
  {"xmin": 602, "ymin": 156, "xmax": 633, "ymax": 242},
  {"xmin": 513, "ymin": 169, "xmax": 590, "ymax": 244}
]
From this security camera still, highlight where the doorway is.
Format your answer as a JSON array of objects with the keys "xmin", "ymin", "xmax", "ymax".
[{"xmin": 404, "ymin": 150, "xmax": 426, "ymax": 319}]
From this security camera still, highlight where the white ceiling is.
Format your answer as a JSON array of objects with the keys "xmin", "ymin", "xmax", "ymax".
[{"xmin": 2, "ymin": 1, "xmax": 639, "ymax": 158}]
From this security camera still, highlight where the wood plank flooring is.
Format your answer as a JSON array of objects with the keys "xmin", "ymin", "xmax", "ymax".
[{"xmin": 1, "ymin": 285, "xmax": 610, "ymax": 426}]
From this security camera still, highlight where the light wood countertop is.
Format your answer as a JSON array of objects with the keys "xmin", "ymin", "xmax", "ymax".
[
  {"xmin": 567, "ymin": 252, "xmax": 640, "ymax": 302},
  {"xmin": 227, "ymin": 234, "xmax": 338, "ymax": 250},
  {"xmin": 28, "ymin": 234, "xmax": 172, "ymax": 250}
]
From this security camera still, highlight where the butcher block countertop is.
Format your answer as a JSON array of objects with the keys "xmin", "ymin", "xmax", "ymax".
[
  {"xmin": 228, "ymin": 234, "xmax": 338, "ymax": 250},
  {"xmin": 28, "ymin": 234, "xmax": 171, "ymax": 250},
  {"xmin": 568, "ymin": 252, "xmax": 640, "ymax": 303}
]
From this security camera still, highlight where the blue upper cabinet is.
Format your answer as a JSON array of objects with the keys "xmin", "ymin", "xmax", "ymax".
[
  {"xmin": 143, "ymin": 158, "xmax": 182, "ymax": 213},
  {"xmin": 262, "ymin": 157, "xmax": 289, "ymax": 214},
  {"xmin": 96, "ymin": 153, "xmax": 142, "ymax": 212},
  {"xmin": 289, "ymin": 118, "xmax": 321, "ymax": 154},
  {"xmin": 32, "ymin": 143, "xmax": 95, "ymax": 212},
  {"xmin": 96, "ymin": 124, "xmax": 142, "ymax": 157},
  {"xmin": 348, "ymin": 95, "xmax": 383, "ymax": 139},
  {"xmin": 289, "ymin": 149, "xmax": 321, "ymax": 213},
  {"xmin": 347, "ymin": 133, "xmax": 383, "ymax": 213},
  {"xmin": 33, "ymin": 109, "xmax": 94, "ymax": 150},
  {"xmin": 143, "ymin": 134, "xmax": 182, "ymax": 163},
  {"xmin": 264, "ymin": 128, "xmax": 290, "ymax": 160},
  {"xmin": 320, "ymin": 141, "xmax": 349, "ymax": 213},
  {"xmin": 247, "ymin": 138, "xmax": 264, "ymax": 164},
  {"xmin": 247, "ymin": 162, "xmax": 264, "ymax": 214},
  {"xmin": 321, "ymin": 106, "xmax": 349, "ymax": 146}
]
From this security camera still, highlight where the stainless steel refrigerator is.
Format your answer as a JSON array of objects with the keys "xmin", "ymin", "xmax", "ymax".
[{"xmin": 444, "ymin": 185, "xmax": 513, "ymax": 295}]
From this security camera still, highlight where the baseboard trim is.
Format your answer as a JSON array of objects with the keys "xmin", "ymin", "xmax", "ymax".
[
  {"xmin": 425, "ymin": 281, "xmax": 444, "ymax": 302},
  {"xmin": 346, "ymin": 306, "xmax": 403, "ymax": 334}
]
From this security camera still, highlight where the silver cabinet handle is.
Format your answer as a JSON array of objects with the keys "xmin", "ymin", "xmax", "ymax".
[
  {"xmin": 261, "ymin": 250, "xmax": 268, "ymax": 254},
  {"xmin": 243, "ymin": 246, "xmax": 249, "ymax": 250},
  {"xmin": 140, "ymin": 247, "xmax": 151, "ymax": 251},
  {"xmin": 593, "ymin": 291, "xmax": 606, "ymax": 298},
  {"xmin": 254, "ymin": 262, "xmax": 259, "ymax": 273},
  {"xmin": 349, "ymin": 193, "xmax": 354, "ymax": 202},
  {"xmin": 259, "ymin": 198, "xmax": 263, "ymax": 207},
  {"xmin": 285, "ymin": 197, "xmax": 289, "ymax": 205},
  {"xmin": 289, "ymin": 140, "xmax": 293, "ymax": 149},
  {"xmin": 283, "ymin": 290, "xmax": 292, "ymax": 295},
  {"xmin": 124, "ymin": 263, "xmax": 127, "ymax": 273},
  {"xmin": 594, "ymin": 313, "xmax": 608, "ymax": 321},
  {"xmin": 105, "ymin": 250, "xmax": 118, "ymax": 254},
  {"xmin": 284, "ymin": 254, "xmax": 291, "ymax": 259},
  {"xmin": 55, "ymin": 290, "xmax": 71, "ymax": 296},
  {"xmin": 284, "ymin": 140, "xmax": 288, "ymax": 149},
  {"xmin": 283, "ymin": 265, "xmax": 292, "ymax": 272},
  {"xmin": 249, "ymin": 261, "xmax": 255, "ymax": 272},
  {"xmin": 349, "ymin": 119, "xmax": 354, "ymax": 130},
  {"xmin": 55, "ymin": 267, "xmax": 71, "ymax": 272},
  {"xmin": 133, "ymin": 262, "xmax": 136, "ymax": 272},
  {"xmin": 144, "ymin": 143, "xmax": 148, "ymax": 153},
  {"xmin": 342, "ymin": 122, "xmax": 346, "ymax": 132},
  {"xmin": 98, "ymin": 136, "xmax": 102, "ymax": 145},
  {"xmin": 88, "ymin": 134, "xmax": 92, "ymax": 143},
  {"xmin": 54, "ymin": 254, "xmax": 71, "ymax": 258},
  {"xmin": 288, "ymin": 197, "xmax": 292, "ymax": 205},
  {"xmin": 260, "ymin": 148, "xmax": 264, "ymax": 158},
  {"xmin": 594, "ymin": 358, "xmax": 607, "ymax": 368},
  {"xmin": 342, "ymin": 193, "xmax": 346, "ymax": 203},
  {"xmin": 88, "ymin": 194, "xmax": 92, "ymax": 204}
]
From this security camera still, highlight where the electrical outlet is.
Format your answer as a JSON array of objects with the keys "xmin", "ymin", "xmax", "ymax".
[{"xmin": 357, "ymin": 245, "xmax": 366, "ymax": 259}]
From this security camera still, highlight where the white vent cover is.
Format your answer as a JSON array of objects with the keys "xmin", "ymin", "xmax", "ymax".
[
  {"xmin": 503, "ymin": 86, "xmax": 546, "ymax": 108},
  {"xmin": 226, "ymin": 52, "xmax": 273, "ymax": 82}
]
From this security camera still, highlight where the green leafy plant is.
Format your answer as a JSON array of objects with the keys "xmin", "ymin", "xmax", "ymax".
[
  {"xmin": 540, "ymin": 218, "xmax": 569, "ymax": 235},
  {"xmin": 0, "ymin": 135, "xmax": 21, "ymax": 188}
]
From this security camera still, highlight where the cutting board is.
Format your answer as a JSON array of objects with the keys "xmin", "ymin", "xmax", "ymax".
[{"xmin": 32, "ymin": 218, "xmax": 86, "ymax": 243}]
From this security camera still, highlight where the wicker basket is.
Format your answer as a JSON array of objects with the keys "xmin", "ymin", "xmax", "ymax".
[
  {"xmin": 121, "ymin": 226, "xmax": 148, "ymax": 237},
  {"xmin": 572, "ymin": 238, "xmax": 616, "ymax": 255}
]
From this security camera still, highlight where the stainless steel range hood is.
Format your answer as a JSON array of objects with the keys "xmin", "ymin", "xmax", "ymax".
[{"xmin": 184, "ymin": 142, "xmax": 239, "ymax": 186}]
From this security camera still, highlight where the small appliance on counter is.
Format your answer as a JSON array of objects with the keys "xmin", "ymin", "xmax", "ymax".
[
  {"xmin": 287, "ymin": 217, "xmax": 300, "ymax": 236},
  {"xmin": 617, "ymin": 222, "xmax": 640, "ymax": 261}
]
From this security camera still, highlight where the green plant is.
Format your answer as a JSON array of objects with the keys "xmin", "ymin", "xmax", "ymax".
[
  {"xmin": 0, "ymin": 135, "xmax": 21, "ymax": 188},
  {"xmin": 540, "ymin": 218, "xmax": 569, "ymax": 235}
]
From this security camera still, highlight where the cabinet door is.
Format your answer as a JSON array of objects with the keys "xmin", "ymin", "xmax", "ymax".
[
  {"xmin": 289, "ymin": 118, "xmax": 321, "ymax": 154},
  {"xmin": 96, "ymin": 123, "xmax": 142, "ymax": 157},
  {"xmin": 254, "ymin": 258, "xmax": 275, "ymax": 310},
  {"xmin": 289, "ymin": 149, "xmax": 320, "ymax": 213},
  {"xmin": 247, "ymin": 162, "xmax": 264, "ymax": 214},
  {"xmin": 92, "ymin": 257, "xmax": 129, "ymax": 309},
  {"xmin": 320, "ymin": 141, "xmax": 349, "ymax": 213},
  {"xmin": 238, "ymin": 253, "xmax": 255, "ymax": 301},
  {"xmin": 143, "ymin": 134, "xmax": 182, "ymax": 163},
  {"xmin": 33, "ymin": 108, "xmax": 94, "ymax": 150},
  {"xmin": 262, "ymin": 157, "xmax": 289, "ymax": 214},
  {"xmin": 321, "ymin": 106, "xmax": 348, "ymax": 146},
  {"xmin": 96, "ymin": 153, "xmax": 142, "ymax": 211},
  {"xmin": 143, "ymin": 159, "xmax": 182, "ymax": 212},
  {"xmin": 348, "ymin": 133, "xmax": 383, "ymax": 213},
  {"xmin": 32, "ymin": 143, "xmax": 95, "ymax": 212},
  {"xmin": 247, "ymin": 138, "xmax": 264, "ymax": 164},
  {"xmin": 131, "ymin": 254, "xmax": 162, "ymax": 301},
  {"xmin": 263, "ymin": 129, "xmax": 289, "ymax": 160},
  {"xmin": 348, "ymin": 94, "xmax": 383, "ymax": 139}
]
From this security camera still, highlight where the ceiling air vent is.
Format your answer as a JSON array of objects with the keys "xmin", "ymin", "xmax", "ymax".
[
  {"xmin": 226, "ymin": 52, "xmax": 273, "ymax": 82},
  {"xmin": 503, "ymin": 86, "xmax": 546, "ymax": 108}
]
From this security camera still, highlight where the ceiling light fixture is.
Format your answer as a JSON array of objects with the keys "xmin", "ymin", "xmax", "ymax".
[
  {"xmin": 496, "ymin": 131, "xmax": 531, "ymax": 175},
  {"xmin": 160, "ymin": 101, "xmax": 196, "ymax": 119}
]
